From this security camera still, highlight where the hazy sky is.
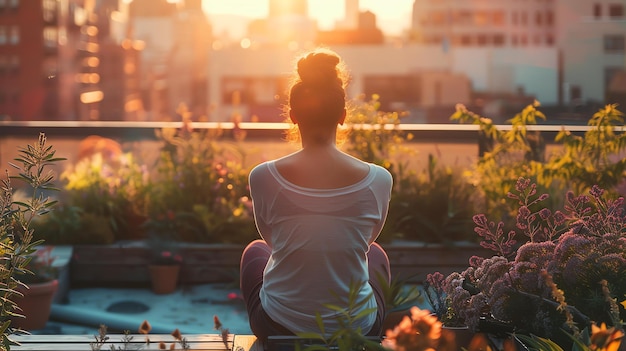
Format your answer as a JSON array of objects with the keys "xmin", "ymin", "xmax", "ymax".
[{"xmin": 202, "ymin": 0, "xmax": 414, "ymax": 36}]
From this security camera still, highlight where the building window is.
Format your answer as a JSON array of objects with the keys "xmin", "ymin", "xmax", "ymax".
[
  {"xmin": 521, "ymin": 12, "xmax": 528, "ymax": 25},
  {"xmin": 477, "ymin": 34, "xmax": 488, "ymax": 45},
  {"xmin": 493, "ymin": 11, "xmax": 505, "ymax": 26},
  {"xmin": 43, "ymin": 0, "xmax": 56, "ymax": 22},
  {"xmin": 9, "ymin": 26, "xmax": 18, "ymax": 44},
  {"xmin": 593, "ymin": 3, "xmax": 602, "ymax": 18},
  {"xmin": 535, "ymin": 11, "xmax": 543, "ymax": 25},
  {"xmin": 520, "ymin": 34, "xmax": 528, "ymax": 46},
  {"xmin": 604, "ymin": 34, "xmax": 625, "ymax": 52},
  {"xmin": 570, "ymin": 85, "xmax": 582, "ymax": 102},
  {"xmin": 545, "ymin": 11, "xmax": 554, "ymax": 25},
  {"xmin": 8, "ymin": 55, "xmax": 18, "ymax": 73},
  {"xmin": 512, "ymin": 11, "xmax": 518, "ymax": 25},
  {"xmin": 475, "ymin": 11, "xmax": 489, "ymax": 25},
  {"xmin": 43, "ymin": 26, "xmax": 57, "ymax": 48},
  {"xmin": 546, "ymin": 34, "xmax": 554, "ymax": 45},
  {"xmin": 605, "ymin": 67, "xmax": 624, "ymax": 90},
  {"xmin": 608, "ymin": 4, "xmax": 624, "ymax": 18},
  {"xmin": 0, "ymin": 55, "xmax": 6, "ymax": 73},
  {"xmin": 493, "ymin": 34, "xmax": 505, "ymax": 46}
]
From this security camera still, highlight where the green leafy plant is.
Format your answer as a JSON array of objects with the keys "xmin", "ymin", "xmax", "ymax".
[
  {"xmin": 16, "ymin": 245, "xmax": 58, "ymax": 284},
  {"xmin": 142, "ymin": 117, "xmax": 255, "ymax": 244},
  {"xmin": 345, "ymin": 95, "xmax": 479, "ymax": 244},
  {"xmin": 547, "ymin": 104, "xmax": 626, "ymax": 195},
  {"xmin": 515, "ymin": 323, "xmax": 623, "ymax": 351},
  {"xmin": 383, "ymin": 153, "xmax": 479, "ymax": 243},
  {"xmin": 0, "ymin": 133, "xmax": 64, "ymax": 349},
  {"xmin": 60, "ymin": 150, "xmax": 147, "ymax": 242},
  {"xmin": 294, "ymin": 281, "xmax": 384, "ymax": 351},
  {"xmin": 451, "ymin": 102, "xmax": 626, "ymax": 221},
  {"xmin": 31, "ymin": 205, "xmax": 115, "ymax": 245}
]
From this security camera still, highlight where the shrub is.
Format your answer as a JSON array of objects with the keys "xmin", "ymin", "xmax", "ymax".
[
  {"xmin": 142, "ymin": 117, "xmax": 255, "ymax": 244},
  {"xmin": 0, "ymin": 133, "xmax": 64, "ymax": 348}
]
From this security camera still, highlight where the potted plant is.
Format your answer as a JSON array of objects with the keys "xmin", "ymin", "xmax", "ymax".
[
  {"xmin": 12, "ymin": 246, "xmax": 59, "ymax": 331},
  {"xmin": 146, "ymin": 234, "xmax": 183, "ymax": 294},
  {"xmin": 0, "ymin": 133, "xmax": 64, "ymax": 347},
  {"xmin": 433, "ymin": 177, "xmax": 626, "ymax": 349}
]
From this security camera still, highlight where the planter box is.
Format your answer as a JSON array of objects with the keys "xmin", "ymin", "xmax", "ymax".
[
  {"xmin": 70, "ymin": 241, "xmax": 491, "ymax": 286},
  {"xmin": 385, "ymin": 241, "xmax": 493, "ymax": 283},
  {"xmin": 70, "ymin": 241, "xmax": 244, "ymax": 286}
]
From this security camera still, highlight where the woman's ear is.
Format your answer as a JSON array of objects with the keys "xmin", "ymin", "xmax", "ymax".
[{"xmin": 338, "ymin": 109, "xmax": 347, "ymax": 125}]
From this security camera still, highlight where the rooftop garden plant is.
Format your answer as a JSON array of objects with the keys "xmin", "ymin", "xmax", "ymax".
[
  {"xmin": 32, "ymin": 135, "xmax": 146, "ymax": 245},
  {"xmin": 0, "ymin": 133, "xmax": 64, "ymax": 349},
  {"xmin": 142, "ymin": 114, "xmax": 255, "ymax": 244},
  {"xmin": 60, "ymin": 147, "xmax": 147, "ymax": 241},
  {"xmin": 345, "ymin": 94, "xmax": 479, "ymax": 243},
  {"xmin": 15, "ymin": 245, "xmax": 58, "ymax": 284},
  {"xmin": 451, "ymin": 102, "xmax": 626, "ymax": 221},
  {"xmin": 428, "ymin": 177, "xmax": 625, "ymax": 348}
]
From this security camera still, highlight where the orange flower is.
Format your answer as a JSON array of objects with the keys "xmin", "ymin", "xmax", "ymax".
[
  {"xmin": 590, "ymin": 323, "xmax": 624, "ymax": 351},
  {"xmin": 171, "ymin": 328, "xmax": 182, "ymax": 341},
  {"xmin": 382, "ymin": 306, "xmax": 445, "ymax": 351},
  {"xmin": 139, "ymin": 320, "xmax": 152, "ymax": 334}
]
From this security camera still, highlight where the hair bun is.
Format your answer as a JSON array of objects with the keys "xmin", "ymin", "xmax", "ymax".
[{"xmin": 297, "ymin": 51, "xmax": 342, "ymax": 88}]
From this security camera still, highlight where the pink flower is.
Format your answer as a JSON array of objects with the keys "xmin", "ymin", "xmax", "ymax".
[{"xmin": 227, "ymin": 292, "xmax": 240, "ymax": 300}]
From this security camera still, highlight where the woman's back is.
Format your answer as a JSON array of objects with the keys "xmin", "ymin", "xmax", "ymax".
[
  {"xmin": 249, "ymin": 160, "xmax": 392, "ymax": 333},
  {"xmin": 274, "ymin": 148, "xmax": 370, "ymax": 189}
]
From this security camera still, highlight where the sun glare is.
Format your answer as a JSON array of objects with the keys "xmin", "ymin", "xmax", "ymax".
[
  {"xmin": 307, "ymin": 0, "xmax": 344, "ymax": 29},
  {"xmin": 201, "ymin": 0, "xmax": 414, "ymax": 35},
  {"xmin": 203, "ymin": 0, "xmax": 269, "ymax": 18}
]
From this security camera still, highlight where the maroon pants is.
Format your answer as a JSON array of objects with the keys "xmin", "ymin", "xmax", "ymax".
[{"xmin": 239, "ymin": 239, "xmax": 391, "ymax": 340}]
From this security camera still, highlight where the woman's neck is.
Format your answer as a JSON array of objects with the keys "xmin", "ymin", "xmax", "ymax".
[{"xmin": 299, "ymin": 127, "xmax": 337, "ymax": 149}]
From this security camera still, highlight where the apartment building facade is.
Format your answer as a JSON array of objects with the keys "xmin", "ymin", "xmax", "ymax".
[
  {"xmin": 0, "ymin": 0, "xmax": 101, "ymax": 121},
  {"xmin": 410, "ymin": 0, "xmax": 626, "ymax": 106}
]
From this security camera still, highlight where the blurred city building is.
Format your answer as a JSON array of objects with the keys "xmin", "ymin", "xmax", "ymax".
[
  {"xmin": 0, "ymin": 0, "xmax": 102, "ymax": 121},
  {"xmin": 409, "ymin": 0, "xmax": 626, "ymax": 117},
  {"xmin": 129, "ymin": 0, "xmax": 211, "ymax": 121},
  {"xmin": 0, "ymin": 0, "xmax": 623, "ymax": 122}
]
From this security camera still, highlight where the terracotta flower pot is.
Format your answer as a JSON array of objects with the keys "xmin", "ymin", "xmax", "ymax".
[
  {"xmin": 12, "ymin": 279, "xmax": 58, "ymax": 330},
  {"xmin": 148, "ymin": 264, "xmax": 180, "ymax": 294},
  {"xmin": 442, "ymin": 325, "xmax": 475, "ymax": 350}
]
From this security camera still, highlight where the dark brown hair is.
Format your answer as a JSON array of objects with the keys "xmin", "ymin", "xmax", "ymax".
[{"xmin": 286, "ymin": 48, "xmax": 349, "ymax": 134}]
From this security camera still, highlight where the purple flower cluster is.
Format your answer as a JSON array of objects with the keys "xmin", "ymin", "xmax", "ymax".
[{"xmin": 432, "ymin": 177, "xmax": 626, "ymax": 341}]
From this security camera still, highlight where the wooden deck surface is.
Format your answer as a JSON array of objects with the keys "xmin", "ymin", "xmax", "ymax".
[{"xmin": 10, "ymin": 334, "xmax": 264, "ymax": 351}]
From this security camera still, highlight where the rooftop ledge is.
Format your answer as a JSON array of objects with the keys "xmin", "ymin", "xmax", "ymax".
[
  {"xmin": 0, "ymin": 121, "xmax": 617, "ymax": 144},
  {"xmin": 0, "ymin": 120, "xmax": 611, "ymax": 132}
]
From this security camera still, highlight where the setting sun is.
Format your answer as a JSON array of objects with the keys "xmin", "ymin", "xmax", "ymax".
[{"xmin": 203, "ymin": 0, "xmax": 413, "ymax": 35}]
